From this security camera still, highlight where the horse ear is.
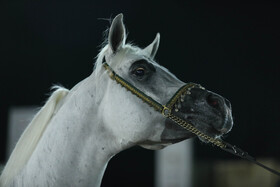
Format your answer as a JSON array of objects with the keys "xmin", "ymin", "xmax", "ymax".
[
  {"xmin": 143, "ymin": 33, "xmax": 160, "ymax": 59},
  {"xmin": 108, "ymin": 13, "xmax": 126, "ymax": 53}
]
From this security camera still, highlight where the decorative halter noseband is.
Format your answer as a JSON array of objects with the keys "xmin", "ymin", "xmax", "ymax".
[{"xmin": 102, "ymin": 59, "xmax": 280, "ymax": 177}]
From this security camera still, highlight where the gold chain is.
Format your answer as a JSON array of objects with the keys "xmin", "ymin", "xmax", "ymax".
[{"xmin": 167, "ymin": 113, "xmax": 226, "ymax": 148}]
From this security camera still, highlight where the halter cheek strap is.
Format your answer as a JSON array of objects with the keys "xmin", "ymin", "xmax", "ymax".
[
  {"xmin": 103, "ymin": 62, "xmax": 227, "ymax": 148},
  {"xmin": 102, "ymin": 60, "xmax": 280, "ymax": 177}
]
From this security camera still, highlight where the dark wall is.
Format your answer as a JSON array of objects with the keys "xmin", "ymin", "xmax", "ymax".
[{"xmin": 1, "ymin": 1, "xmax": 279, "ymax": 186}]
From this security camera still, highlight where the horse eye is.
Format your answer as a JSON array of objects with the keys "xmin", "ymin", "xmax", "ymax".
[{"xmin": 133, "ymin": 67, "xmax": 145, "ymax": 77}]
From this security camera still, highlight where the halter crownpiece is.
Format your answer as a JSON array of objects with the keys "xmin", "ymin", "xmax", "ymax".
[{"xmin": 102, "ymin": 59, "xmax": 280, "ymax": 177}]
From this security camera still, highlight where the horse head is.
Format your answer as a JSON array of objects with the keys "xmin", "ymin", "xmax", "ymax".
[{"xmin": 96, "ymin": 14, "xmax": 233, "ymax": 151}]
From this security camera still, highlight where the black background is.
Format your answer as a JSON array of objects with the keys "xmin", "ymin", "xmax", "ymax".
[{"xmin": 1, "ymin": 1, "xmax": 279, "ymax": 186}]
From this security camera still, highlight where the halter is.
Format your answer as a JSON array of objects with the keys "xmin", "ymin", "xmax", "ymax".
[{"xmin": 102, "ymin": 59, "xmax": 280, "ymax": 177}]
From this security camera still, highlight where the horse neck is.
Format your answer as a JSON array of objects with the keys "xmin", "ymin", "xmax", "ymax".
[{"xmin": 15, "ymin": 75, "xmax": 121, "ymax": 187}]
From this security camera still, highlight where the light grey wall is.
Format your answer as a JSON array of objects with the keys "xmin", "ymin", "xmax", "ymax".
[
  {"xmin": 6, "ymin": 106, "xmax": 38, "ymax": 158},
  {"xmin": 155, "ymin": 140, "xmax": 193, "ymax": 187}
]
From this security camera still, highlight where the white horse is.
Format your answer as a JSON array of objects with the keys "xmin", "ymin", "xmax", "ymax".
[{"xmin": 0, "ymin": 14, "xmax": 233, "ymax": 186}]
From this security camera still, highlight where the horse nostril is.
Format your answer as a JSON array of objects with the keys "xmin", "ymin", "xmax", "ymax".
[{"xmin": 206, "ymin": 93, "xmax": 221, "ymax": 109}]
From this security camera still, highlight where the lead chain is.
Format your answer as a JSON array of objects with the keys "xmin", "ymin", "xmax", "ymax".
[{"xmin": 167, "ymin": 113, "xmax": 227, "ymax": 149}]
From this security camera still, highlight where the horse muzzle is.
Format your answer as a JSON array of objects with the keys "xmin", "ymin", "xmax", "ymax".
[{"xmin": 162, "ymin": 87, "xmax": 233, "ymax": 143}]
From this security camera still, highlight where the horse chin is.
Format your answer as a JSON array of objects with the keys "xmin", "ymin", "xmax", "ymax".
[
  {"xmin": 141, "ymin": 138, "xmax": 192, "ymax": 150},
  {"xmin": 182, "ymin": 114, "xmax": 232, "ymax": 143},
  {"xmin": 140, "ymin": 134, "xmax": 196, "ymax": 150},
  {"xmin": 139, "ymin": 143, "xmax": 172, "ymax": 150}
]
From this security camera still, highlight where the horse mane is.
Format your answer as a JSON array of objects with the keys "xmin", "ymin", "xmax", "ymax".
[{"xmin": 0, "ymin": 87, "xmax": 69, "ymax": 186}]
